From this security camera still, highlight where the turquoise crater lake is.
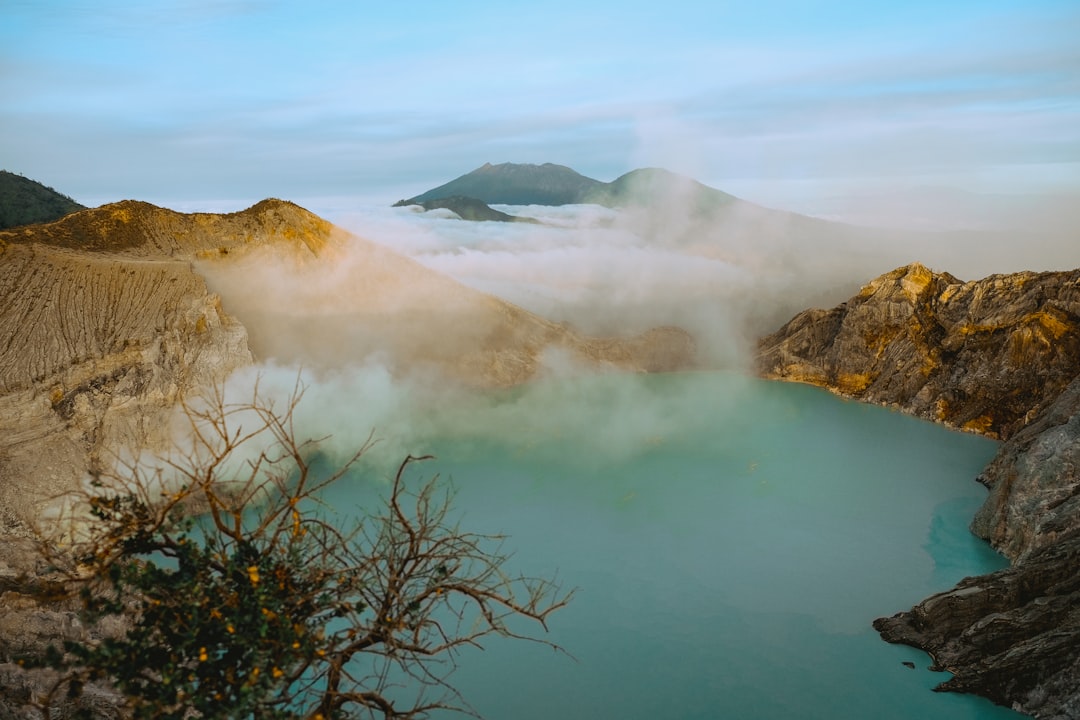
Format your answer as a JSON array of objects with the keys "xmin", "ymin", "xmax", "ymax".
[{"xmin": 322, "ymin": 371, "xmax": 1027, "ymax": 719}]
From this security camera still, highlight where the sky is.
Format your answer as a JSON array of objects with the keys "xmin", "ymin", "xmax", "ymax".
[{"xmin": 2, "ymin": 0, "xmax": 1079, "ymax": 219}]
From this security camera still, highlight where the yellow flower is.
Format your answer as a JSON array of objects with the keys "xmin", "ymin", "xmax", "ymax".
[
  {"xmin": 226, "ymin": 624, "xmax": 235, "ymax": 634},
  {"xmin": 198, "ymin": 647, "xmax": 208, "ymax": 662},
  {"xmin": 247, "ymin": 566, "xmax": 260, "ymax": 585},
  {"xmin": 272, "ymin": 667, "xmax": 284, "ymax": 679}
]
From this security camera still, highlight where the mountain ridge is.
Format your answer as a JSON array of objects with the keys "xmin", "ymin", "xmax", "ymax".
[
  {"xmin": 399, "ymin": 162, "xmax": 746, "ymax": 212},
  {"xmin": 0, "ymin": 170, "xmax": 85, "ymax": 230},
  {"xmin": 404, "ymin": 162, "xmax": 603, "ymax": 206},
  {"xmin": 1, "ymin": 197, "xmax": 330, "ymax": 258},
  {"xmin": 758, "ymin": 262, "xmax": 1080, "ymax": 439}
]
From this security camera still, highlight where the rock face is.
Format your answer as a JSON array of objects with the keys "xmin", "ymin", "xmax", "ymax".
[
  {"xmin": 873, "ymin": 374, "xmax": 1080, "ymax": 718},
  {"xmin": 759, "ymin": 263, "xmax": 1080, "ymax": 439},
  {"xmin": 0, "ymin": 198, "xmax": 340, "ymax": 528},
  {"xmin": 873, "ymin": 528, "xmax": 1080, "ymax": 719},
  {"xmin": 0, "ymin": 210, "xmax": 262, "ymax": 529},
  {"xmin": 757, "ymin": 262, "xmax": 1080, "ymax": 717},
  {"xmin": 973, "ymin": 376, "xmax": 1080, "ymax": 561}
]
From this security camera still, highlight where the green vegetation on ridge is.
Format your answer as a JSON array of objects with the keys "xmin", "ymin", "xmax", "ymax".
[{"xmin": 0, "ymin": 170, "xmax": 85, "ymax": 230}]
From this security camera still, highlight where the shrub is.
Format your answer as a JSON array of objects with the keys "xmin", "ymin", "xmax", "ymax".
[{"xmin": 23, "ymin": 379, "xmax": 570, "ymax": 719}]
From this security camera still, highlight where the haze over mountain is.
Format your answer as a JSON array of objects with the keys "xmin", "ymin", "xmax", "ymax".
[
  {"xmin": 401, "ymin": 162, "xmax": 745, "ymax": 212},
  {"xmin": 368, "ymin": 163, "xmax": 1077, "ymax": 376},
  {"xmin": 395, "ymin": 162, "xmax": 1078, "ymax": 280}
]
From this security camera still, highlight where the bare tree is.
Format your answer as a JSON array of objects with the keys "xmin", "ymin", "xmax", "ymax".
[{"xmin": 21, "ymin": 378, "xmax": 571, "ymax": 719}]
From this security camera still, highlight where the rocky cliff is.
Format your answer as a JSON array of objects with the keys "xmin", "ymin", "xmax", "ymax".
[
  {"xmin": 0, "ymin": 225, "xmax": 258, "ymax": 533},
  {"xmin": 757, "ymin": 262, "xmax": 1080, "ymax": 717},
  {"xmin": 0, "ymin": 198, "xmax": 342, "ymax": 530},
  {"xmin": 758, "ymin": 263, "xmax": 1080, "ymax": 439}
]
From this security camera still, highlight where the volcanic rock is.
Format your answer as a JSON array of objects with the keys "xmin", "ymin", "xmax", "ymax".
[{"xmin": 758, "ymin": 262, "xmax": 1080, "ymax": 439}]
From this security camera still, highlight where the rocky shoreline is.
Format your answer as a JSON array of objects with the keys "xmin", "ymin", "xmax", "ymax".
[{"xmin": 759, "ymin": 262, "xmax": 1080, "ymax": 718}]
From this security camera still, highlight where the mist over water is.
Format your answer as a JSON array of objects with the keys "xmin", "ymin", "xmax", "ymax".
[
  {"xmin": 196, "ymin": 193, "xmax": 1067, "ymax": 718},
  {"xmin": 317, "ymin": 372, "xmax": 1023, "ymax": 720},
  {"xmin": 317, "ymin": 197, "xmax": 1074, "ymax": 379}
]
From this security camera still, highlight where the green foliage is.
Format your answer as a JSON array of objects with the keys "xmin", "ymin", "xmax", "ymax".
[
  {"xmin": 0, "ymin": 170, "xmax": 85, "ymax": 230},
  {"xmin": 23, "ymin": 380, "xmax": 570, "ymax": 719},
  {"xmin": 65, "ymin": 514, "xmax": 340, "ymax": 719}
]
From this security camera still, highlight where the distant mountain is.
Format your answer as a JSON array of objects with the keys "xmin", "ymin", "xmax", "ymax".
[
  {"xmin": 0, "ymin": 170, "xmax": 85, "ymax": 229},
  {"xmin": 590, "ymin": 167, "xmax": 742, "ymax": 211},
  {"xmin": 399, "ymin": 162, "xmax": 745, "ymax": 212},
  {"xmin": 393, "ymin": 195, "xmax": 540, "ymax": 223},
  {"xmin": 402, "ymin": 162, "xmax": 605, "ymax": 206}
]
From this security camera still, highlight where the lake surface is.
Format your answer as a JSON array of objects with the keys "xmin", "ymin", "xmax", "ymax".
[{"xmin": 322, "ymin": 371, "xmax": 1026, "ymax": 719}]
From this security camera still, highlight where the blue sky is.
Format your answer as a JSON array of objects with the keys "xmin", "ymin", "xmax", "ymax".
[{"xmin": 2, "ymin": 0, "xmax": 1078, "ymax": 212}]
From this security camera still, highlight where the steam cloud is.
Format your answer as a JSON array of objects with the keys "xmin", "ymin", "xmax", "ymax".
[{"xmin": 185, "ymin": 183, "xmax": 1077, "ymax": 473}]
